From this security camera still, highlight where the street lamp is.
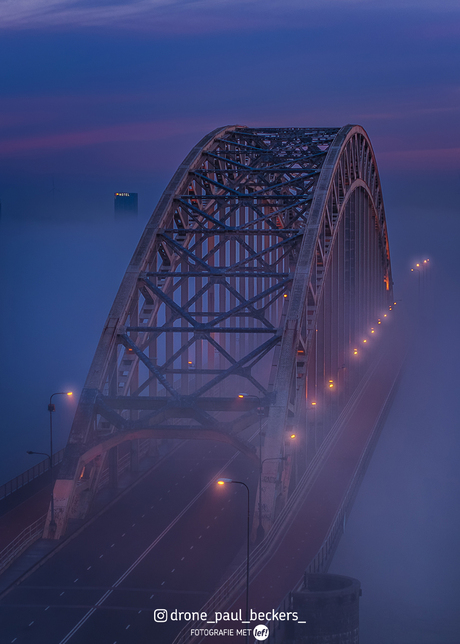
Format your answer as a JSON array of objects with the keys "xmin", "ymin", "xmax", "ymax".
[
  {"xmin": 47, "ymin": 391, "xmax": 72, "ymax": 530},
  {"xmin": 238, "ymin": 393, "xmax": 265, "ymax": 542},
  {"xmin": 217, "ymin": 478, "xmax": 250, "ymax": 641}
]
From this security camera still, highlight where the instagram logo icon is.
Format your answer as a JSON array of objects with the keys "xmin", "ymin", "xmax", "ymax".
[{"xmin": 153, "ymin": 609, "xmax": 168, "ymax": 623}]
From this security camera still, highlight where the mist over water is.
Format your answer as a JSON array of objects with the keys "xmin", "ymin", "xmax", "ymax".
[
  {"xmin": 330, "ymin": 263, "xmax": 460, "ymax": 642},
  {"xmin": 0, "ymin": 211, "xmax": 150, "ymax": 481}
]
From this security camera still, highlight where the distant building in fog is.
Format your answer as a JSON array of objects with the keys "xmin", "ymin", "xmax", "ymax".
[{"xmin": 114, "ymin": 192, "xmax": 138, "ymax": 216}]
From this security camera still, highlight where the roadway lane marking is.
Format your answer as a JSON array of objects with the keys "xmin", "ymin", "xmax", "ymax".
[
  {"xmin": 181, "ymin": 557, "xmax": 185, "ymax": 561},
  {"xmin": 11, "ymin": 639, "xmax": 17, "ymax": 643},
  {"xmin": 125, "ymin": 625, "xmax": 130, "ymax": 630},
  {"xmin": 28, "ymin": 622, "xmax": 34, "ymax": 626},
  {"xmin": 171, "ymin": 568, "xmax": 175, "ymax": 573},
  {"xmin": 161, "ymin": 581, "xmax": 165, "ymax": 585},
  {"xmin": 111, "ymin": 544, "xmax": 115, "ymax": 548},
  {"xmin": 99, "ymin": 555, "xmax": 103, "ymax": 558},
  {"xmin": 138, "ymin": 610, "xmax": 142, "ymax": 614},
  {"xmin": 150, "ymin": 595, "xmax": 154, "ymax": 599},
  {"xmin": 87, "ymin": 566, "xmax": 92, "ymax": 570},
  {"xmin": 58, "ymin": 589, "xmax": 113, "ymax": 644},
  {"xmin": 122, "ymin": 533, "xmax": 126, "ymax": 537},
  {"xmin": 45, "ymin": 606, "xmax": 50, "ymax": 611},
  {"xmin": 60, "ymin": 591, "xmax": 65, "ymax": 596},
  {"xmin": 73, "ymin": 579, "xmax": 78, "ymax": 583},
  {"xmin": 58, "ymin": 447, "xmax": 244, "ymax": 643}
]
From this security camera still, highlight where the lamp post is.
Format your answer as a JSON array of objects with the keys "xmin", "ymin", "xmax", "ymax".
[
  {"xmin": 238, "ymin": 393, "xmax": 265, "ymax": 542},
  {"xmin": 217, "ymin": 478, "xmax": 250, "ymax": 642},
  {"xmin": 47, "ymin": 391, "xmax": 72, "ymax": 530}
]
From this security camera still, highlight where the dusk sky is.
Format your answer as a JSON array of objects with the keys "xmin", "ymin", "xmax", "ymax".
[{"xmin": 1, "ymin": 1, "xmax": 459, "ymax": 642}]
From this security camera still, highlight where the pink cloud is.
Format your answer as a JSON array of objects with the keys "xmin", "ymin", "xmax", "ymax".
[
  {"xmin": 377, "ymin": 146, "xmax": 460, "ymax": 171},
  {"xmin": 0, "ymin": 117, "xmax": 224, "ymax": 156}
]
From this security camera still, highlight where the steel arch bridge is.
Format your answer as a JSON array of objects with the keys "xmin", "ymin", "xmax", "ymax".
[{"xmin": 47, "ymin": 125, "xmax": 392, "ymax": 539}]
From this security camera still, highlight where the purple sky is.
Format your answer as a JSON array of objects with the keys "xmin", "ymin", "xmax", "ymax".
[{"xmin": 1, "ymin": 2, "xmax": 459, "ymax": 642}]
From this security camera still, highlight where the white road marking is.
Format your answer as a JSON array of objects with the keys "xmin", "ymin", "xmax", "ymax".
[
  {"xmin": 138, "ymin": 610, "xmax": 142, "ymax": 614},
  {"xmin": 11, "ymin": 639, "xmax": 17, "ymax": 643},
  {"xmin": 29, "ymin": 622, "xmax": 34, "ymax": 626},
  {"xmin": 111, "ymin": 544, "xmax": 115, "ymax": 548},
  {"xmin": 181, "ymin": 557, "xmax": 185, "ymax": 561},
  {"xmin": 126, "ymin": 625, "xmax": 130, "ymax": 630},
  {"xmin": 150, "ymin": 594, "xmax": 154, "ymax": 599},
  {"xmin": 45, "ymin": 606, "xmax": 50, "ymax": 611},
  {"xmin": 58, "ymin": 589, "xmax": 113, "ymax": 643},
  {"xmin": 99, "ymin": 555, "xmax": 103, "ymax": 559},
  {"xmin": 73, "ymin": 579, "xmax": 78, "ymax": 583},
  {"xmin": 58, "ymin": 446, "xmax": 244, "ymax": 644},
  {"xmin": 190, "ymin": 545, "xmax": 194, "ymax": 550},
  {"xmin": 87, "ymin": 566, "xmax": 91, "ymax": 570},
  {"xmin": 161, "ymin": 581, "xmax": 165, "ymax": 586},
  {"xmin": 60, "ymin": 591, "xmax": 65, "ymax": 596},
  {"xmin": 141, "ymin": 514, "xmax": 145, "ymax": 518},
  {"xmin": 122, "ymin": 533, "xmax": 125, "ymax": 537},
  {"xmin": 171, "ymin": 568, "xmax": 175, "ymax": 573}
]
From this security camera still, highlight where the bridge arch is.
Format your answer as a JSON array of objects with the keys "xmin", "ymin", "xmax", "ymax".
[{"xmin": 46, "ymin": 125, "xmax": 392, "ymax": 539}]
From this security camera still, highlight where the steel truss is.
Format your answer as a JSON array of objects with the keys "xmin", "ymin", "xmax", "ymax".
[{"xmin": 47, "ymin": 125, "xmax": 392, "ymax": 538}]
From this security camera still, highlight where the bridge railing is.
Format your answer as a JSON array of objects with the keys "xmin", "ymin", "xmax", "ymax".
[
  {"xmin": 0, "ymin": 514, "xmax": 47, "ymax": 575},
  {"xmin": 0, "ymin": 449, "xmax": 65, "ymax": 502},
  {"xmin": 0, "ymin": 439, "xmax": 154, "ymax": 576}
]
